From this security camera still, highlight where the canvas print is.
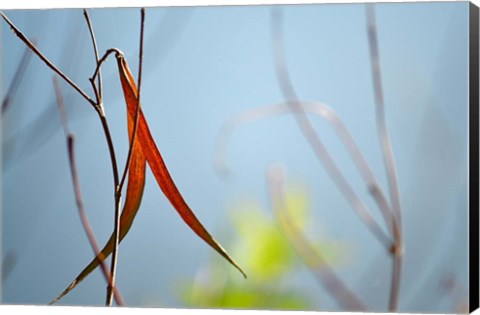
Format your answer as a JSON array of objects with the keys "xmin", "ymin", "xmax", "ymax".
[{"xmin": 1, "ymin": 1, "xmax": 478, "ymax": 313}]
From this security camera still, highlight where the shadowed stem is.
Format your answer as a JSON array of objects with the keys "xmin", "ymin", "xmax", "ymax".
[
  {"xmin": 270, "ymin": 8, "xmax": 392, "ymax": 251},
  {"xmin": 52, "ymin": 77, "xmax": 125, "ymax": 306},
  {"xmin": 267, "ymin": 164, "xmax": 368, "ymax": 311},
  {"xmin": 365, "ymin": 4, "xmax": 403, "ymax": 311}
]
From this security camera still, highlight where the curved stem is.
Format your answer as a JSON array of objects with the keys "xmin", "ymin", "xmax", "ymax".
[
  {"xmin": 270, "ymin": 8, "xmax": 392, "ymax": 251},
  {"xmin": 214, "ymin": 101, "xmax": 394, "ymax": 233},
  {"xmin": 267, "ymin": 164, "xmax": 368, "ymax": 311}
]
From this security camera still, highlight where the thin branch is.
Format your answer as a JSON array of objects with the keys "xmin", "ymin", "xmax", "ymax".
[
  {"xmin": 83, "ymin": 9, "xmax": 103, "ymax": 102},
  {"xmin": 92, "ymin": 48, "xmax": 123, "ymax": 84},
  {"xmin": 266, "ymin": 164, "xmax": 367, "ymax": 311},
  {"xmin": 1, "ymin": 11, "xmax": 96, "ymax": 107},
  {"xmin": 80, "ymin": 12, "xmax": 125, "ymax": 305},
  {"xmin": 106, "ymin": 7, "xmax": 146, "ymax": 307},
  {"xmin": 213, "ymin": 101, "xmax": 393, "ymax": 233},
  {"xmin": 2, "ymin": 40, "xmax": 35, "ymax": 114},
  {"xmin": 52, "ymin": 77, "xmax": 125, "ymax": 306},
  {"xmin": 96, "ymin": 94, "xmax": 120, "ymax": 196},
  {"xmin": 365, "ymin": 5, "xmax": 403, "ymax": 228},
  {"xmin": 270, "ymin": 8, "xmax": 392, "ymax": 250},
  {"xmin": 3, "ymin": 8, "xmax": 128, "ymax": 306},
  {"xmin": 54, "ymin": 79, "xmax": 71, "ymax": 135},
  {"xmin": 365, "ymin": 4, "xmax": 403, "ymax": 311}
]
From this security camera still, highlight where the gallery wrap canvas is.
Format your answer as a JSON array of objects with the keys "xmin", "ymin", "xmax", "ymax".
[{"xmin": 0, "ymin": 0, "xmax": 478, "ymax": 314}]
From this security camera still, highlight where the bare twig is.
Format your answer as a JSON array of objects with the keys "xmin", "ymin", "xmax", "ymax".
[
  {"xmin": 80, "ymin": 8, "xmax": 124, "ymax": 306},
  {"xmin": 270, "ymin": 8, "xmax": 392, "ymax": 251},
  {"xmin": 83, "ymin": 9, "xmax": 103, "ymax": 102},
  {"xmin": 365, "ymin": 4, "xmax": 403, "ymax": 311},
  {"xmin": 92, "ymin": 48, "xmax": 123, "ymax": 83},
  {"xmin": 106, "ymin": 8, "xmax": 146, "ymax": 307},
  {"xmin": 2, "ymin": 41, "xmax": 35, "ymax": 114},
  {"xmin": 80, "ymin": 11, "xmax": 126, "ymax": 306},
  {"xmin": 52, "ymin": 77, "xmax": 125, "ymax": 306},
  {"xmin": 1, "ymin": 11, "xmax": 96, "ymax": 108},
  {"xmin": 266, "ymin": 164, "xmax": 367, "ymax": 311}
]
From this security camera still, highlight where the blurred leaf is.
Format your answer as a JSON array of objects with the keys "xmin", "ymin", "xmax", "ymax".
[
  {"xmin": 181, "ymin": 278, "xmax": 309, "ymax": 310},
  {"xmin": 178, "ymin": 182, "xmax": 354, "ymax": 311},
  {"xmin": 280, "ymin": 183, "xmax": 351, "ymax": 268},
  {"xmin": 231, "ymin": 205, "xmax": 295, "ymax": 281},
  {"xmin": 284, "ymin": 183, "xmax": 309, "ymax": 230},
  {"xmin": 179, "ymin": 193, "xmax": 319, "ymax": 310}
]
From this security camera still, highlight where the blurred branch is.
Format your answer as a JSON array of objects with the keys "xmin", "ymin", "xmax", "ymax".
[
  {"xmin": 439, "ymin": 274, "xmax": 468, "ymax": 313},
  {"xmin": 214, "ymin": 101, "xmax": 393, "ymax": 233},
  {"xmin": 269, "ymin": 7, "xmax": 392, "ymax": 251},
  {"xmin": 365, "ymin": 4, "xmax": 403, "ymax": 311},
  {"xmin": 266, "ymin": 164, "xmax": 367, "ymax": 311},
  {"xmin": 2, "ymin": 41, "xmax": 35, "ymax": 114},
  {"xmin": 52, "ymin": 77, "xmax": 125, "ymax": 306},
  {"xmin": 1, "ymin": 249, "xmax": 18, "ymax": 284}
]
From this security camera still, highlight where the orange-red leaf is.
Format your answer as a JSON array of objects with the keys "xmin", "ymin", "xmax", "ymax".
[
  {"xmin": 115, "ymin": 53, "xmax": 246, "ymax": 278},
  {"xmin": 49, "ymin": 73, "xmax": 147, "ymax": 305}
]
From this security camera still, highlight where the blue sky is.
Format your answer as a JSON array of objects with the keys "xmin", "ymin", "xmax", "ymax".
[{"xmin": 1, "ymin": 2, "xmax": 470, "ymax": 312}]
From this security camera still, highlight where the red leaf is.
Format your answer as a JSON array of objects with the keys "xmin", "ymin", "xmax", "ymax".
[
  {"xmin": 116, "ymin": 53, "xmax": 246, "ymax": 278},
  {"xmin": 49, "ymin": 69, "xmax": 147, "ymax": 305}
]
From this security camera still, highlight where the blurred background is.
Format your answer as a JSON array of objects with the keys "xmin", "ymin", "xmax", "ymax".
[{"xmin": 1, "ymin": 2, "xmax": 470, "ymax": 312}]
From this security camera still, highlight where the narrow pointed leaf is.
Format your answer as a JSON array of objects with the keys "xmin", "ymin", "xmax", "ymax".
[
  {"xmin": 49, "ymin": 82, "xmax": 146, "ymax": 305},
  {"xmin": 115, "ymin": 53, "xmax": 246, "ymax": 278}
]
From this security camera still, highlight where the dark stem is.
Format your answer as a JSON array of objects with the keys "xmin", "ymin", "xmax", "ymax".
[
  {"xmin": 107, "ymin": 8, "xmax": 146, "ymax": 307},
  {"xmin": 83, "ymin": 9, "xmax": 103, "ymax": 102},
  {"xmin": 82, "ymin": 27, "xmax": 124, "ymax": 306},
  {"xmin": 81, "ymin": 20, "xmax": 124, "ymax": 304},
  {"xmin": 92, "ymin": 48, "xmax": 123, "ymax": 83},
  {"xmin": 53, "ymin": 77, "xmax": 125, "ymax": 306},
  {"xmin": 100, "ymin": 108, "xmax": 121, "ymax": 306}
]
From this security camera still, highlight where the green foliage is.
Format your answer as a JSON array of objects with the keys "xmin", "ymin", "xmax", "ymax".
[{"xmin": 178, "ymin": 183, "xmax": 351, "ymax": 310}]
